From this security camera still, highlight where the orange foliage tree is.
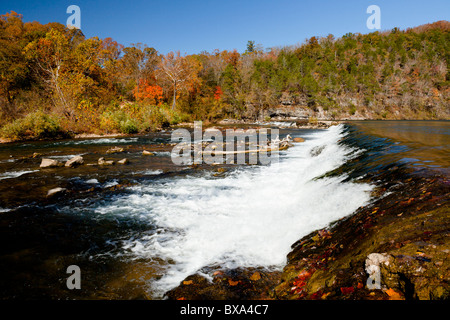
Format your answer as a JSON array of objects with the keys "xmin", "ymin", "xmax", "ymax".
[{"xmin": 134, "ymin": 79, "xmax": 163, "ymax": 105}]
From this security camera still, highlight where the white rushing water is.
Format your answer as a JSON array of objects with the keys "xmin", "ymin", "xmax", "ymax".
[
  {"xmin": 52, "ymin": 137, "xmax": 139, "ymax": 146},
  {"xmin": 91, "ymin": 125, "xmax": 374, "ymax": 296},
  {"xmin": 0, "ymin": 170, "xmax": 39, "ymax": 181}
]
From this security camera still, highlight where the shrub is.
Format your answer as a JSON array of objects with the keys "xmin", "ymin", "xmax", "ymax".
[
  {"xmin": 308, "ymin": 116, "xmax": 318, "ymax": 125},
  {"xmin": 0, "ymin": 110, "xmax": 65, "ymax": 140},
  {"xmin": 120, "ymin": 119, "xmax": 138, "ymax": 134},
  {"xmin": 99, "ymin": 110, "xmax": 126, "ymax": 133},
  {"xmin": 348, "ymin": 104, "xmax": 357, "ymax": 115},
  {"xmin": 99, "ymin": 103, "xmax": 190, "ymax": 134}
]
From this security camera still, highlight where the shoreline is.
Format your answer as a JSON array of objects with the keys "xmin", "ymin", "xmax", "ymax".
[
  {"xmin": 0, "ymin": 119, "xmax": 335, "ymax": 145},
  {"xmin": 2, "ymin": 118, "xmax": 449, "ymax": 145}
]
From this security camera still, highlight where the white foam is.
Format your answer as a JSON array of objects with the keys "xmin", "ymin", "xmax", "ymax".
[
  {"xmin": 86, "ymin": 179, "xmax": 99, "ymax": 184},
  {"xmin": 0, "ymin": 170, "xmax": 38, "ymax": 180},
  {"xmin": 90, "ymin": 125, "xmax": 373, "ymax": 297},
  {"xmin": 48, "ymin": 154, "xmax": 86, "ymax": 161},
  {"xmin": 103, "ymin": 180, "xmax": 119, "ymax": 188},
  {"xmin": 133, "ymin": 169, "xmax": 164, "ymax": 176},
  {"xmin": 153, "ymin": 151, "xmax": 171, "ymax": 157},
  {"xmin": 53, "ymin": 137, "xmax": 138, "ymax": 146},
  {"xmin": 0, "ymin": 159, "xmax": 15, "ymax": 163}
]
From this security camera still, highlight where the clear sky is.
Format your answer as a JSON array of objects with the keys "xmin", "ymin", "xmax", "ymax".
[{"xmin": 1, "ymin": 0, "xmax": 449, "ymax": 54}]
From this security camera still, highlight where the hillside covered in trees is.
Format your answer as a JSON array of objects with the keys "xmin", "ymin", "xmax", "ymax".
[{"xmin": 0, "ymin": 11, "xmax": 449, "ymax": 140}]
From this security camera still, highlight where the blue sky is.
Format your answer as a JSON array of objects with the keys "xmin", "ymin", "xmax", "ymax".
[{"xmin": 1, "ymin": 0, "xmax": 449, "ymax": 54}]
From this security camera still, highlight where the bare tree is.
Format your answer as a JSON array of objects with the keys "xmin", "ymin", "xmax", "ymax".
[{"xmin": 157, "ymin": 51, "xmax": 201, "ymax": 109}]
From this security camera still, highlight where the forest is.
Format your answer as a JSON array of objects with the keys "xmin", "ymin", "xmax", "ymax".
[{"xmin": 0, "ymin": 11, "xmax": 449, "ymax": 141}]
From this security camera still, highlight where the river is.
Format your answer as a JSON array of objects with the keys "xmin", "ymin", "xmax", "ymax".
[{"xmin": 0, "ymin": 120, "xmax": 448, "ymax": 299}]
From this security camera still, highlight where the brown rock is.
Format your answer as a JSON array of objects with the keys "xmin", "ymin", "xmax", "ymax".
[
  {"xmin": 106, "ymin": 146, "xmax": 124, "ymax": 154},
  {"xmin": 65, "ymin": 155, "xmax": 84, "ymax": 168},
  {"xmin": 40, "ymin": 158, "xmax": 64, "ymax": 168},
  {"xmin": 98, "ymin": 157, "xmax": 115, "ymax": 165},
  {"xmin": 142, "ymin": 150, "xmax": 154, "ymax": 156}
]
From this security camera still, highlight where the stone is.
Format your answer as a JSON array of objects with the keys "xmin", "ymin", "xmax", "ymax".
[
  {"xmin": 40, "ymin": 158, "xmax": 64, "ymax": 168},
  {"xmin": 142, "ymin": 150, "xmax": 154, "ymax": 156},
  {"xmin": 47, "ymin": 187, "xmax": 67, "ymax": 197},
  {"xmin": 106, "ymin": 146, "xmax": 124, "ymax": 154},
  {"xmin": 65, "ymin": 155, "xmax": 84, "ymax": 168},
  {"xmin": 293, "ymin": 137, "xmax": 305, "ymax": 142},
  {"xmin": 98, "ymin": 157, "xmax": 114, "ymax": 165},
  {"xmin": 117, "ymin": 158, "xmax": 129, "ymax": 165},
  {"xmin": 310, "ymin": 145, "xmax": 325, "ymax": 157}
]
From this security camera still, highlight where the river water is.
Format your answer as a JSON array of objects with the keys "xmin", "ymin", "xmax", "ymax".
[{"xmin": 0, "ymin": 121, "xmax": 448, "ymax": 299}]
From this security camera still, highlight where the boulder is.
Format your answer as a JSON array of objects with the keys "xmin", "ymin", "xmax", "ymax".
[
  {"xmin": 106, "ymin": 146, "xmax": 124, "ymax": 154},
  {"xmin": 117, "ymin": 158, "xmax": 129, "ymax": 165},
  {"xmin": 293, "ymin": 137, "xmax": 305, "ymax": 143},
  {"xmin": 98, "ymin": 157, "xmax": 114, "ymax": 165},
  {"xmin": 40, "ymin": 158, "xmax": 64, "ymax": 168},
  {"xmin": 65, "ymin": 155, "xmax": 84, "ymax": 167},
  {"xmin": 310, "ymin": 145, "xmax": 325, "ymax": 157},
  {"xmin": 142, "ymin": 150, "xmax": 154, "ymax": 156}
]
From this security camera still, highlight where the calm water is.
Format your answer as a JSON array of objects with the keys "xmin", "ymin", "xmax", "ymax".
[
  {"xmin": 0, "ymin": 121, "xmax": 448, "ymax": 299},
  {"xmin": 350, "ymin": 120, "xmax": 449, "ymax": 169}
]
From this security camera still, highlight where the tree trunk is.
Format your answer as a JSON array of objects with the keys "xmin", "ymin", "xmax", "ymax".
[{"xmin": 172, "ymin": 81, "xmax": 177, "ymax": 110}]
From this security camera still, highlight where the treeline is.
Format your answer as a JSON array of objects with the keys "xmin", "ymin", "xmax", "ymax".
[{"xmin": 0, "ymin": 11, "xmax": 449, "ymax": 140}]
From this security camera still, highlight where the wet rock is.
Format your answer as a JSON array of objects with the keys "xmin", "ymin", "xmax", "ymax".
[
  {"xmin": 142, "ymin": 150, "xmax": 154, "ymax": 156},
  {"xmin": 310, "ymin": 145, "xmax": 325, "ymax": 157},
  {"xmin": 40, "ymin": 158, "xmax": 64, "ymax": 168},
  {"xmin": 272, "ymin": 174, "xmax": 450, "ymax": 300},
  {"xmin": 166, "ymin": 268, "xmax": 281, "ymax": 300},
  {"xmin": 32, "ymin": 152, "xmax": 43, "ymax": 158},
  {"xmin": 293, "ymin": 137, "xmax": 305, "ymax": 143},
  {"xmin": 106, "ymin": 147, "xmax": 124, "ymax": 154},
  {"xmin": 47, "ymin": 187, "xmax": 67, "ymax": 197},
  {"xmin": 65, "ymin": 155, "xmax": 84, "ymax": 168},
  {"xmin": 117, "ymin": 158, "xmax": 129, "ymax": 165},
  {"xmin": 98, "ymin": 157, "xmax": 114, "ymax": 165}
]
